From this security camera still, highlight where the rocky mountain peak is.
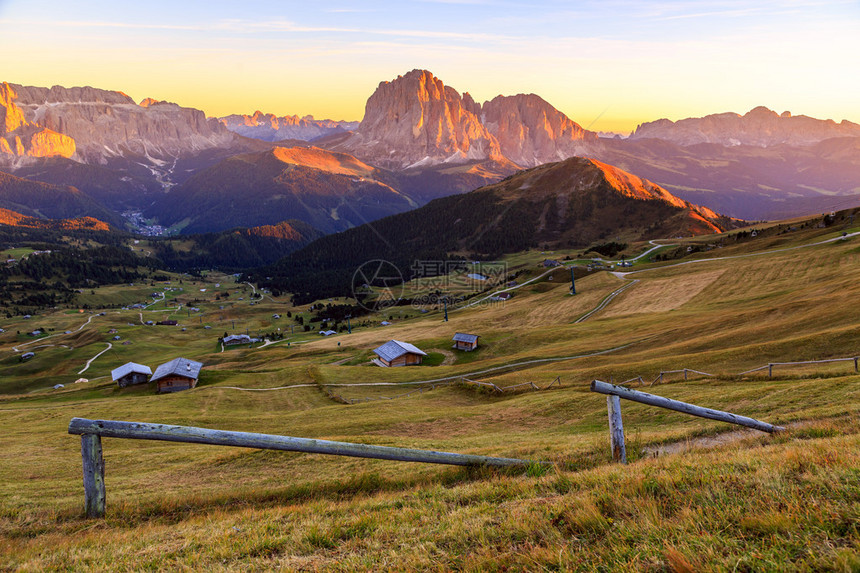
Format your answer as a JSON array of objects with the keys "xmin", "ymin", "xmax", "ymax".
[
  {"xmin": 481, "ymin": 93, "xmax": 598, "ymax": 167},
  {"xmin": 0, "ymin": 82, "xmax": 76, "ymax": 162},
  {"xmin": 346, "ymin": 69, "xmax": 503, "ymax": 169},
  {"xmin": 1, "ymin": 83, "xmax": 27, "ymax": 133},
  {"xmin": 4, "ymin": 82, "xmax": 234, "ymax": 165},
  {"xmin": 326, "ymin": 70, "xmax": 598, "ymax": 170}
]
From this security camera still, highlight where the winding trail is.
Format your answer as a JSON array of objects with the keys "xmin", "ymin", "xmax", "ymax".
[
  {"xmin": 77, "ymin": 343, "xmax": 112, "ymax": 375},
  {"xmin": 574, "ymin": 279, "xmax": 640, "ymax": 323},
  {"xmin": 12, "ymin": 315, "xmax": 95, "ymax": 353}
]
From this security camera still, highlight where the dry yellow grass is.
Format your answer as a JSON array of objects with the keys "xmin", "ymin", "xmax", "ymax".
[
  {"xmin": 1, "ymin": 221, "xmax": 859, "ymax": 570},
  {"xmin": 602, "ymin": 269, "xmax": 726, "ymax": 317}
]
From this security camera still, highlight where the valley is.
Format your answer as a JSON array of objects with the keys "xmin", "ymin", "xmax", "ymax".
[{"xmin": 1, "ymin": 208, "xmax": 858, "ymax": 569}]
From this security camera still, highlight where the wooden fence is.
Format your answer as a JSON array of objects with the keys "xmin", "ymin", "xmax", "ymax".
[
  {"xmin": 613, "ymin": 353, "xmax": 859, "ymax": 389},
  {"xmin": 68, "ymin": 417, "xmax": 540, "ymax": 518},
  {"xmin": 739, "ymin": 357, "xmax": 859, "ymax": 377},
  {"xmin": 590, "ymin": 380, "xmax": 785, "ymax": 463}
]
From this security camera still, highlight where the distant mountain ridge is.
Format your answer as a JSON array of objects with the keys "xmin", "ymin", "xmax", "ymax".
[
  {"xmin": 631, "ymin": 106, "xmax": 860, "ymax": 147},
  {"xmin": 219, "ymin": 111, "xmax": 359, "ymax": 142},
  {"xmin": 6, "ymin": 83, "xmax": 236, "ymax": 166},
  {"xmin": 2, "ymin": 71, "xmax": 859, "ymax": 233}
]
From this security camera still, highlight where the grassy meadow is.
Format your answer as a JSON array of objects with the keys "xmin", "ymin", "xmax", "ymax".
[{"xmin": 1, "ymin": 215, "xmax": 859, "ymax": 570}]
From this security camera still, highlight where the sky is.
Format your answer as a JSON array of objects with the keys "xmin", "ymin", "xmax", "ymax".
[{"xmin": 1, "ymin": 0, "xmax": 858, "ymax": 134}]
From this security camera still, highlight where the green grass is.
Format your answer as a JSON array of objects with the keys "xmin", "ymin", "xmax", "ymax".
[{"xmin": 1, "ymin": 221, "xmax": 860, "ymax": 569}]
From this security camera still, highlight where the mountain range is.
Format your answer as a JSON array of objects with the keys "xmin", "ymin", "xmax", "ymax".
[
  {"xmin": 252, "ymin": 156, "xmax": 740, "ymax": 302},
  {"xmin": 1, "ymin": 69, "xmax": 859, "ymax": 241},
  {"xmin": 218, "ymin": 112, "xmax": 359, "ymax": 142}
]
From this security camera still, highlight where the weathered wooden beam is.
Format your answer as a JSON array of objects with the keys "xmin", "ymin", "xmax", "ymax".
[
  {"xmin": 590, "ymin": 380, "xmax": 784, "ymax": 433},
  {"xmin": 80, "ymin": 433, "xmax": 105, "ymax": 518},
  {"xmin": 69, "ymin": 418, "xmax": 534, "ymax": 467},
  {"xmin": 606, "ymin": 395, "xmax": 627, "ymax": 463}
]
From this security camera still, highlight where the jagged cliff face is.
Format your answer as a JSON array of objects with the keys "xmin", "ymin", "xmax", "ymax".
[
  {"xmin": 0, "ymin": 82, "xmax": 76, "ymax": 162},
  {"xmin": 481, "ymin": 94, "xmax": 598, "ymax": 167},
  {"xmin": 331, "ymin": 70, "xmax": 502, "ymax": 169},
  {"xmin": 329, "ymin": 70, "xmax": 597, "ymax": 170},
  {"xmin": 7, "ymin": 84, "xmax": 235, "ymax": 165},
  {"xmin": 219, "ymin": 111, "xmax": 359, "ymax": 142},
  {"xmin": 631, "ymin": 106, "xmax": 860, "ymax": 147}
]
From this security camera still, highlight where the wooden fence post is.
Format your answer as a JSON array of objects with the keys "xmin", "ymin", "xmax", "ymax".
[
  {"xmin": 684, "ymin": 369, "xmax": 688, "ymax": 381},
  {"xmin": 606, "ymin": 395, "xmax": 627, "ymax": 464},
  {"xmin": 591, "ymin": 380, "xmax": 784, "ymax": 433},
  {"xmin": 81, "ymin": 433, "xmax": 105, "ymax": 518},
  {"xmin": 855, "ymin": 357, "xmax": 858, "ymax": 372}
]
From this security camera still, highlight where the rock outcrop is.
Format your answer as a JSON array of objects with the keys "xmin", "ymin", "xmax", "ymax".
[
  {"xmin": 341, "ymin": 69, "xmax": 505, "ymax": 169},
  {"xmin": 631, "ymin": 106, "xmax": 860, "ymax": 147},
  {"xmin": 481, "ymin": 94, "xmax": 597, "ymax": 167},
  {"xmin": 0, "ymin": 82, "xmax": 76, "ymax": 162},
  {"xmin": 8, "ymin": 83, "xmax": 235, "ymax": 164},
  {"xmin": 219, "ymin": 111, "xmax": 359, "ymax": 142}
]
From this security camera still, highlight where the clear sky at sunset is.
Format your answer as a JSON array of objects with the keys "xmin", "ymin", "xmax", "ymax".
[{"xmin": 1, "ymin": 0, "xmax": 858, "ymax": 133}]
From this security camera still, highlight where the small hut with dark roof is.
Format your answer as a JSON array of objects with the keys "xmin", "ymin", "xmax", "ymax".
[
  {"xmin": 151, "ymin": 357, "xmax": 203, "ymax": 393},
  {"xmin": 452, "ymin": 333, "xmax": 480, "ymax": 352},
  {"xmin": 372, "ymin": 340, "xmax": 427, "ymax": 367},
  {"xmin": 111, "ymin": 362, "xmax": 152, "ymax": 388}
]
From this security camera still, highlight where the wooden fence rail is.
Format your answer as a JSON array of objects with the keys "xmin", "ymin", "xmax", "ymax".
[
  {"xmin": 738, "ymin": 357, "xmax": 859, "ymax": 377},
  {"xmin": 651, "ymin": 368, "xmax": 714, "ymax": 385},
  {"xmin": 590, "ymin": 380, "xmax": 785, "ymax": 463},
  {"xmin": 69, "ymin": 417, "xmax": 539, "ymax": 518}
]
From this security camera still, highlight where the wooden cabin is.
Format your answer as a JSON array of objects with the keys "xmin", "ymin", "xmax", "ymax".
[
  {"xmin": 151, "ymin": 357, "xmax": 203, "ymax": 393},
  {"xmin": 372, "ymin": 340, "xmax": 427, "ymax": 367},
  {"xmin": 452, "ymin": 333, "xmax": 480, "ymax": 351},
  {"xmin": 223, "ymin": 334, "xmax": 252, "ymax": 345},
  {"xmin": 111, "ymin": 362, "xmax": 152, "ymax": 388}
]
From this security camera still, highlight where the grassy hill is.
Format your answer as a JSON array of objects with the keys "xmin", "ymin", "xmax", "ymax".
[
  {"xmin": 253, "ymin": 156, "xmax": 742, "ymax": 303},
  {"xmin": 0, "ymin": 207, "xmax": 858, "ymax": 569}
]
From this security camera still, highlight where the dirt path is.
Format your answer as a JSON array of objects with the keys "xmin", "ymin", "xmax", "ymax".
[
  {"xmin": 574, "ymin": 279, "xmax": 639, "ymax": 323},
  {"xmin": 78, "ymin": 342, "xmax": 112, "ymax": 375},
  {"xmin": 12, "ymin": 315, "xmax": 94, "ymax": 352}
]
